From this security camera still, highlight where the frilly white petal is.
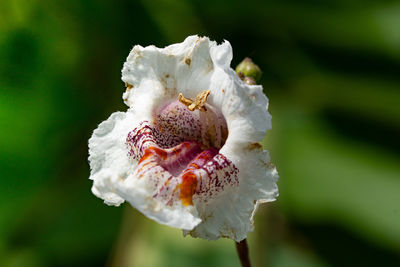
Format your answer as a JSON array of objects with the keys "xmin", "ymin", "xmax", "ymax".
[
  {"xmin": 114, "ymin": 172, "xmax": 201, "ymax": 230},
  {"xmin": 90, "ymin": 35, "xmax": 278, "ymax": 241},
  {"xmin": 88, "ymin": 111, "xmax": 137, "ymax": 206}
]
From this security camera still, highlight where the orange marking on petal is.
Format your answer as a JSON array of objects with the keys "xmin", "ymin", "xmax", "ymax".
[
  {"xmin": 179, "ymin": 171, "xmax": 198, "ymax": 206},
  {"xmin": 139, "ymin": 146, "xmax": 168, "ymax": 164},
  {"xmin": 189, "ymin": 163, "xmax": 199, "ymax": 169},
  {"xmin": 138, "ymin": 149, "xmax": 154, "ymax": 164},
  {"xmin": 149, "ymin": 147, "xmax": 168, "ymax": 160},
  {"xmin": 136, "ymin": 161, "xmax": 155, "ymax": 175}
]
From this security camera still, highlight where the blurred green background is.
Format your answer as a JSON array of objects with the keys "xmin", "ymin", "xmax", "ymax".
[{"xmin": 1, "ymin": 0, "xmax": 399, "ymax": 266}]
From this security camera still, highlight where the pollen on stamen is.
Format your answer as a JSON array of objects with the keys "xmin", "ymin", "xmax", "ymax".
[{"xmin": 178, "ymin": 90, "xmax": 211, "ymax": 112}]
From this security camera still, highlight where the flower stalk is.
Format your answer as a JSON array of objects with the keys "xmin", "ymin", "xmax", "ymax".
[{"xmin": 235, "ymin": 239, "xmax": 251, "ymax": 267}]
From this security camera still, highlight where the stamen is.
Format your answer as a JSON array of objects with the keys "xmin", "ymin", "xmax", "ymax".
[
  {"xmin": 178, "ymin": 93, "xmax": 193, "ymax": 107},
  {"xmin": 178, "ymin": 90, "xmax": 211, "ymax": 112}
]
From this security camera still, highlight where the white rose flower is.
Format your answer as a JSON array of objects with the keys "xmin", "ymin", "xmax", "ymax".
[{"xmin": 88, "ymin": 35, "xmax": 278, "ymax": 242}]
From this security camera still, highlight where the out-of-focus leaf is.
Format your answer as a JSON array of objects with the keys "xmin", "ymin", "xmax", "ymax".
[
  {"xmin": 292, "ymin": 73, "xmax": 400, "ymax": 126},
  {"xmin": 140, "ymin": 0, "xmax": 205, "ymax": 42},
  {"xmin": 269, "ymin": 108, "xmax": 400, "ymax": 249},
  {"xmin": 269, "ymin": 244, "xmax": 328, "ymax": 267},
  {"xmin": 110, "ymin": 207, "xmax": 240, "ymax": 267}
]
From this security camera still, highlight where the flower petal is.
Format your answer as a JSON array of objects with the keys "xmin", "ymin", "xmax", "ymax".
[
  {"xmin": 89, "ymin": 35, "xmax": 278, "ymax": 241},
  {"xmin": 88, "ymin": 111, "xmax": 138, "ymax": 206}
]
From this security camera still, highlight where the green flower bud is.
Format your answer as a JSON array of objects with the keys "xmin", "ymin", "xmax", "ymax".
[{"xmin": 235, "ymin": 57, "xmax": 262, "ymax": 82}]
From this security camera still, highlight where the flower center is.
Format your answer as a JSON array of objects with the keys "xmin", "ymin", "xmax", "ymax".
[
  {"xmin": 126, "ymin": 94, "xmax": 237, "ymax": 207},
  {"xmin": 153, "ymin": 96, "xmax": 228, "ymax": 150}
]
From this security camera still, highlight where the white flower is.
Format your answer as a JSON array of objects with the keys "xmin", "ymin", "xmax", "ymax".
[{"xmin": 88, "ymin": 35, "xmax": 278, "ymax": 242}]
